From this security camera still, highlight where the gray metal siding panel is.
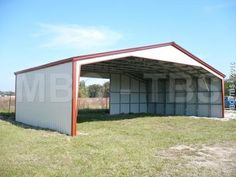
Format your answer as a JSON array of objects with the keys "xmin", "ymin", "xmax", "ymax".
[
  {"xmin": 130, "ymin": 104, "xmax": 139, "ymax": 113},
  {"xmin": 140, "ymin": 103, "xmax": 147, "ymax": 113},
  {"xmin": 121, "ymin": 104, "xmax": 129, "ymax": 113},
  {"xmin": 211, "ymin": 105, "xmax": 222, "ymax": 117},
  {"xmin": 110, "ymin": 74, "xmax": 222, "ymax": 117},
  {"xmin": 110, "ymin": 73, "xmax": 147, "ymax": 114},
  {"xmin": 16, "ymin": 62, "xmax": 72, "ymax": 135},
  {"xmin": 156, "ymin": 104, "xmax": 165, "ymax": 114},
  {"xmin": 198, "ymin": 105, "xmax": 210, "ymax": 117},
  {"xmin": 110, "ymin": 104, "xmax": 120, "ymax": 114},
  {"xmin": 186, "ymin": 104, "xmax": 197, "ymax": 115},
  {"xmin": 175, "ymin": 104, "xmax": 185, "ymax": 115},
  {"xmin": 166, "ymin": 104, "xmax": 174, "ymax": 115}
]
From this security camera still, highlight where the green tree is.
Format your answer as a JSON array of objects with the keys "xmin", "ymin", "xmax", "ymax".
[
  {"xmin": 79, "ymin": 80, "xmax": 88, "ymax": 98},
  {"xmin": 225, "ymin": 80, "xmax": 229, "ymax": 96},
  {"xmin": 88, "ymin": 84, "xmax": 103, "ymax": 98},
  {"xmin": 103, "ymin": 81, "xmax": 110, "ymax": 98}
]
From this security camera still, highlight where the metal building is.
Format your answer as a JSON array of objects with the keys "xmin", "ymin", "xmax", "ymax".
[{"xmin": 15, "ymin": 42, "xmax": 225, "ymax": 136}]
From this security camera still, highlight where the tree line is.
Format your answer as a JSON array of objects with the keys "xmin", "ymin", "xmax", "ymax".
[
  {"xmin": 0, "ymin": 91, "xmax": 15, "ymax": 97},
  {"xmin": 79, "ymin": 80, "xmax": 110, "ymax": 98}
]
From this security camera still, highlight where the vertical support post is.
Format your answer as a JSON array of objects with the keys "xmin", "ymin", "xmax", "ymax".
[
  {"xmin": 165, "ymin": 75, "xmax": 169, "ymax": 115},
  {"xmin": 129, "ymin": 76, "xmax": 131, "ymax": 113},
  {"xmin": 209, "ymin": 78, "xmax": 212, "ymax": 117},
  {"xmin": 184, "ymin": 79, "xmax": 187, "ymax": 115},
  {"xmin": 119, "ymin": 74, "xmax": 121, "ymax": 114},
  {"xmin": 109, "ymin": 73, "xmax": 111, "ymax": 114},
  {"xmin": 173, "ymin": 79, "xmax": 176, "ymax": 115},
  {"xmin": 15, "ymin": 75, "xmax": 17, "ymax": 119},
  {"xmin": 196, "ymin": 77, "xmax": 199, "ymax": 116},
  {"xmin": 154, "ymin": 79, "xmax": 157, "ymax": 114},
  {"xmin": 221, "ymin": 78, "xmax": 225, "ymax": 118},
  {"xmin": 163, "ymin": 79, "xmax": 167, "ymax": 115},
  {"xmin": 145, "ymin": 80, "xmax": 149, "ymax": 113},
  {"xmin": 71, "ymin": 61, "xmax": 79, "ymax": 136},
  {"xmin": 138, "ymin": 80, "xmax": 140, "ymax": 113}
]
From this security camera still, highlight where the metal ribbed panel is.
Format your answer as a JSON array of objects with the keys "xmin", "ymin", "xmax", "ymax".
[
  {"xmin": 110, "ymin": 74, "xmax": 148, "ymax": 114},
  {"xmin": 149, "ymin": 77, "xmax": 222, "ymax": 117},
  {"xmin": 16, "ymin": 62, "xmax": 73, "ymax": 135}
]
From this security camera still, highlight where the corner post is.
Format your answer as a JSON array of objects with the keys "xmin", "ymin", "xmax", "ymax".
[
  {"xmin": 71, "ymin": 61, "xmax": 80, "ymax": 136},
  {"xmin": 15, "ymin": 74, "xmax": 17, "ymax": 120},
  {"xmin": 221, "ymin": 78, "xmax": 225, "ymax": 118}
]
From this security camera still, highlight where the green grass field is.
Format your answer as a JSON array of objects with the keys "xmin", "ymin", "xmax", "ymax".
[{"xmin": 0, "ymin": 110, "xmax": 236, "ymax": 177}]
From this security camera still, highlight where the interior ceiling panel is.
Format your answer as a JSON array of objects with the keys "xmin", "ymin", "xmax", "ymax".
[{"xmin": 81, "ymin": 56, "xmax": 214, "ymax": 78}]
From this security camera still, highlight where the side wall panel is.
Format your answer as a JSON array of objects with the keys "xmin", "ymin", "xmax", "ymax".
[{"xmin": 16, "ymin": 62, "xmax": 72, "ymax": 134}]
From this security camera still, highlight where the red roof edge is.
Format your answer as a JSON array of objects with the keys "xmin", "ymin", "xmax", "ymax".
[
  {"xmin": 14, "ymin": 57, "xmax": 73, "ymax": 75},
  {"xmin": 14, "ymin": 41, "xmax": 225, "ymax": 78},
  {"xmin": 171, "ymin": 42, "xmax": 225, "ymax": 78},
  {"xmin": 14, "ymin": 42, "xmax": 173, "ymax": 75},
  {"xmin": 72, "ymin": 42, "xmax": 174, "ymax": 61}
]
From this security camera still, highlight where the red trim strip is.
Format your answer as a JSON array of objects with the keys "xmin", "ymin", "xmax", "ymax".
[
  {"xmin": 72, "ymin": 42, "xmax": 174, "ymax": 61},
  {"xmin": 221, "ymin": 79, "xmax": 225, "ymax": 118},
  {"xmin": 71, "ymin": 61, "xmax": 77, "ymax": 136},
  {"xmin": 14, "ymin": 42, "xmax": 225, "ymax": 78},
  {"xmin": 14, "ymin": 42, "xmax": 173, "ymax": 75},
  {"xmin": 15, "ymin": 58, "xmax": 73, "ymax": 75},
  {"xmin": 171, "ymin": 43, "xmax": 225, "ymax": 78}
]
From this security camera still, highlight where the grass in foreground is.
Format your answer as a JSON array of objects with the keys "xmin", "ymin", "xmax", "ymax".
[{"xmin": 0, "ymin": 111, "xmax": 236, "ymax": 177}]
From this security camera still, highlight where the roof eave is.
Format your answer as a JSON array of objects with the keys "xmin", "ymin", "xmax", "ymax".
[{"xmin": 14, "ymin": 41, "xmax": 225, "ymax": 79}]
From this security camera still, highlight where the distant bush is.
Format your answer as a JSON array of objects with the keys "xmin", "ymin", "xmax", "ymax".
[{"xmin": 0, "ymin": 112, "xmax": 15, "ymax": 118}]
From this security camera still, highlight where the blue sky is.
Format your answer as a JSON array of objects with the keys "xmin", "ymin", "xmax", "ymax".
[{"xmin": 0, "ymin": 0, "xmax": 235, "ymax": 91}]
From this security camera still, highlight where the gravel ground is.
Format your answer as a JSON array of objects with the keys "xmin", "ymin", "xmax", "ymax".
[
  {"xmin": 189, "ymin": 109, "xmax": 236, "ymax": 121},
  {"xmin": 224, "ymin": 109, "xmax": 236, "ymax": 120}
]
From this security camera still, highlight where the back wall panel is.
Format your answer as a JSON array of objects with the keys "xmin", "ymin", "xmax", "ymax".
[{"xmin": 110, "ymin": 74, "xmax": 147, "ymax": 114}]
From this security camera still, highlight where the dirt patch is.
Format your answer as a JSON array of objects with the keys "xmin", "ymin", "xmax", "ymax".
[{"xmin": 157, "ymin": 144, "xmax": 236, "ymax": 175}]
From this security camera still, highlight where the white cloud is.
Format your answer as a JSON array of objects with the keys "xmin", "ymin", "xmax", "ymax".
[{"xmin": 34, "ymin": 23, "xmax": 123, "ymax": 50}]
